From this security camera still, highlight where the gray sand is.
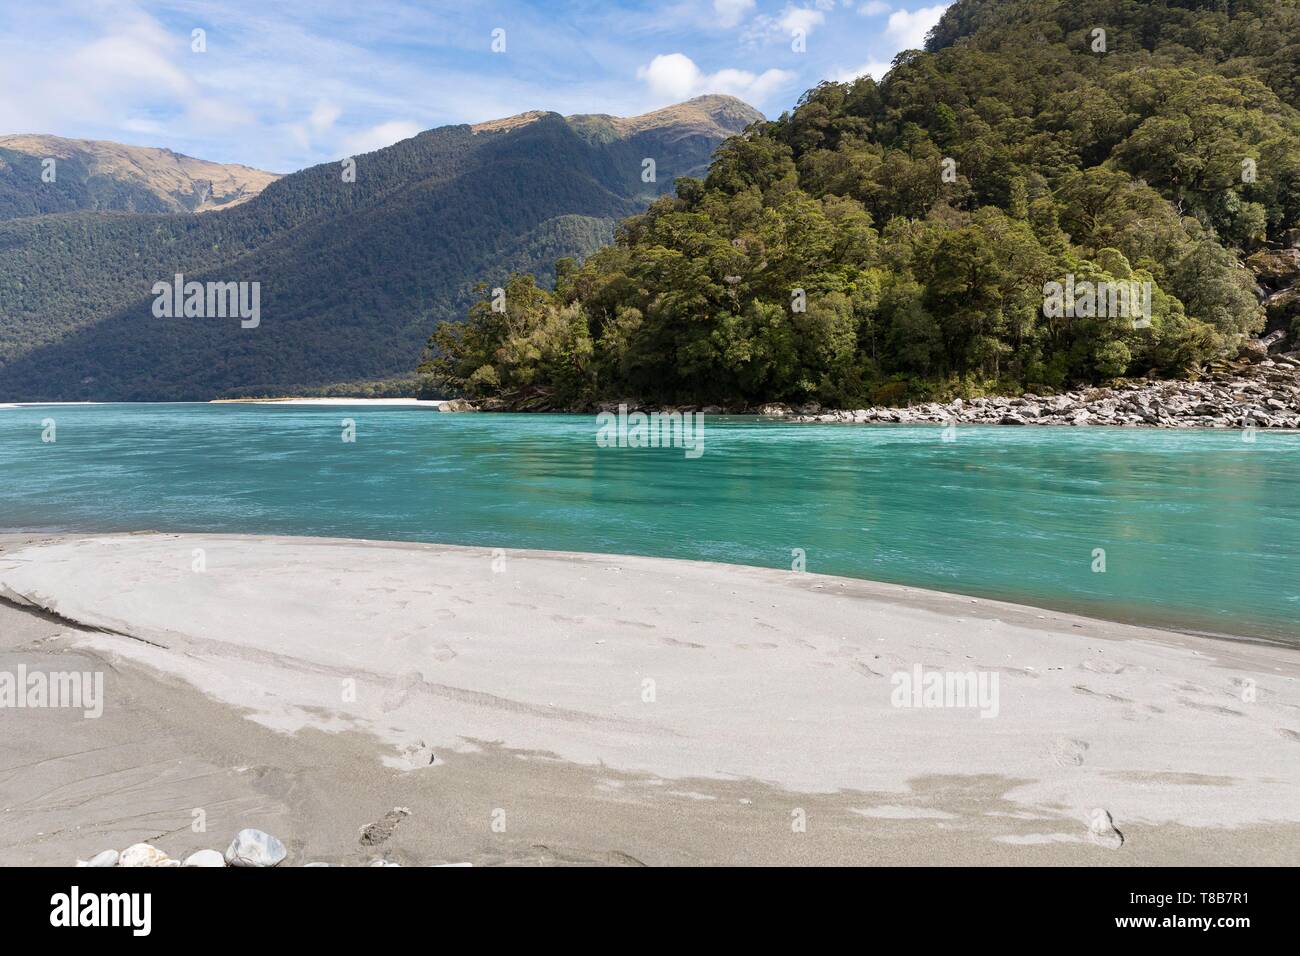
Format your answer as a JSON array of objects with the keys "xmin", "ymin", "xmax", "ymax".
[{"xmin": 1, "ymin": 532, "xmax": 1298, "ymax": 866}]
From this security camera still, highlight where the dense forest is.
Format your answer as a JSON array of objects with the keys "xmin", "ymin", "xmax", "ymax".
[
  {"xmin": 424, "ymin": 0, "xmax": 1300, "ymax": 409},
  {"xmin": 0, "ymin": 97, "xmax": 757, "ymax": 401}
]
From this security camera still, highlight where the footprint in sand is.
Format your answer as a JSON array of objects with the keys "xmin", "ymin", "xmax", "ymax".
[
  {"xmin": 850, "ymin": 661, "xmax": 884, "ymax": 678},
  {"xmin": 660, "ymin": 637, "xmax": 704, "ymax": 649},
  {"xmin": 1049, "ymin": 737, "xmax": 1089, "ymax": 767},
  {"xmin": 1081, "ymin": 658, "xmax": 1128, "ymax": 675},
  {"xmin": 381, "ymin": 670, "xmax": 424, "ymax": 712},
  {"xmin": 1072, "ymin": 684, "xmax": 1133, "ymax": 704},
  {"xmin": 359, "ymin": 807, "xmax": 411, "ymax": 846},
  {"xmin": 1177, "ymin": 697, "xmax": 1244, "ymax": 717}
]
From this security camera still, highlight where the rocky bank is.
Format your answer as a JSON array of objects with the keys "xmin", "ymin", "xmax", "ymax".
[
  {"xmin": 782, "ymin": 347, "xmax": 1300, "ymax": 428},
  {"xmin": 440, "ymin": 345, "xmax": 1300, "ymax": 429}
]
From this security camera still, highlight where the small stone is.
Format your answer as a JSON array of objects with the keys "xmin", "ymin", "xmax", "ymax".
[
  {"xmin": 1087, "ymin": 808, "xmax": 1124, "ymax": 849},
  {"xmin": 183, "ymin": 849, "xmax": 226, "ymax": 867},
  {"xmin": 118, "ymin": 843, "xmax": 179, "ymax": 867},
  {"xmin": 77, "ymin": 849, "xmax": 119, "ymax": 868},
  {"xmin": 225, "ymin": 828, "xmax": 288, "ymax": 867}
]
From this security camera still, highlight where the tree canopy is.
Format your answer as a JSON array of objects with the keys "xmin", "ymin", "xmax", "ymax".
[{"xmin": 424, "ymin": 0, "xmax": 1300, "ymax": 408}]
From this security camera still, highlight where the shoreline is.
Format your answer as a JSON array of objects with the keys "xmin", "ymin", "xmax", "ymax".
[
  {"xmin": 2, "ymin": 531, "xmax": 1298, "ymax": 866},
  {"xmin": 0, "ymin": 523, "xmax": 1289, "ymax": 648},
  {"xmin": 4, "ymin": 343, "xmax": 1297, "ymax": 426},
  {"xmin": 209, "ymin": 397, "xmax": 446, "ymax": 407},
  {"xmin": 441, "ymin": 350, "xmax": 1300, "ymax": 428}
]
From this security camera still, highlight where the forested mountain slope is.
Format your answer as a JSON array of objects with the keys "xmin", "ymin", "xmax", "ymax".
[
  {"xmin": 425, "ymin": 0, "xmax": 1300, "ymax": 409},
  {"xmin": 0, "ymin": 96, "xmax": 759, "ymax": 400}
]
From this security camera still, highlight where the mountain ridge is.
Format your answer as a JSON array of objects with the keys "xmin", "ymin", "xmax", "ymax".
[
  {"xmin": 0, "ymin": 96, "xmax": 761, "ymax": 401},
  {"xmin": 0, "ymin": 135, "xmax": 280, "ymax": 217}
]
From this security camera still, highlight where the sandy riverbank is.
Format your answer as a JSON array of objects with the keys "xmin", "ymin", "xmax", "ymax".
[
  {"xmin": 1, "ymin": 532, "xmax": 1297, "ymax": 866},
  {"xmin": 209, "ymin": 398, "xmax": 445, "ymax": 407}
]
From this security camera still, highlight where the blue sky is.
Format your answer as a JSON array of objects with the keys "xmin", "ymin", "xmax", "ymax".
[{"xmin": 0, "ymin": 0, "xmax": 952, "ymax": 172}]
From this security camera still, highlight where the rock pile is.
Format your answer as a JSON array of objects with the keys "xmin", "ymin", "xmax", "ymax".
[
  {"xmin": 75, "ymin": 828, "xmax": 288, "ymax": 868},
  {"xmin": 787, "ymin": 351, "xmax": 1300, "ymax": 429},
  {"xmin": 71, "ymin": 824, "xmax": 470, "ymax": 867}
]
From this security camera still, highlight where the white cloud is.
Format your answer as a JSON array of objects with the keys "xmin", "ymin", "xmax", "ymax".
[
  {"xmin": 713, "ymin": 0, "xmax": 756, "ymax": 28},
  {"xmin": 637, "ymin": 52, "xmax": 795, "ymax": 105},
  {"xmin": 741, "ymin": 4, "xmax": 829, "ymax": 47},
  {"xmin": 341, "ymin": 120, "xmax": 423, "ymax": 156},
  {"xmin": 309, "ymin": 101, "xmax": 342, "ymax": 136},
  {"xmin": 287, "ymin": 100, "xmax": 343, "ymax": 152},
  {"xmin": 832, "ymin": 59, "xmax": 894, "ymax": 82},
  {"xmin": 0, "ymin": 3, "xmax": 255, "ymax": 157},
  {"xmin": 859, "ymin": 1, "xmax": 890, "ymax": 15},
  {"xmin": 778, "ymin": 7, "xmax": 827, "ymax": 36},
  {"xmin": 885, "ymin": 3, "xmax": 949, "ymax": 49}
]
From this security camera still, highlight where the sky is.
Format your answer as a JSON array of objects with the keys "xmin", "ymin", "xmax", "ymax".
[{"xmin": 0, "ymin": 0, "xmax": 952, "ymax": 173}]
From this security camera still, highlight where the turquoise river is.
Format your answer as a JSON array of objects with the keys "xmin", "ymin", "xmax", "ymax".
[{"xmin": 0, "ymin": 404, "xmax": 1296, "ymax": 643}]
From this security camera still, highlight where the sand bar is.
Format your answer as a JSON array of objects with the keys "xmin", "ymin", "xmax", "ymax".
[{"xmin": 1, "ymin": 532, "xmax": 1297, "ymax": 865}]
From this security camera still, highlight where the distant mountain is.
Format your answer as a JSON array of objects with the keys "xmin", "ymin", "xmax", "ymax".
[
  {"xmin": 0, "ymin": 135, "xmax": 279, "ymax": 218},
  {"xmin": 0, "ymin": 95, "xmax": 762, "ymax": 401}
]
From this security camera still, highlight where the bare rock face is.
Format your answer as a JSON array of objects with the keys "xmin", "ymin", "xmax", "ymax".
[
  {"xmin": 1238, "ymin": 339, "xmax": 1270, "ymax": 363},
  {"xmin": 1246, "ymin": 248, "xmax": 1300, "ymax": 287},
  {"xmin": 1260, "ymin": 329, "xmax": 1288, "ymax": 350},
  {"xmin": 755, "ymin": 403, "xmax": 792, "ymax": 417},
  {"xmin": 1265, "ymin": 287, "xmax": 1300, "ymax": 323}
]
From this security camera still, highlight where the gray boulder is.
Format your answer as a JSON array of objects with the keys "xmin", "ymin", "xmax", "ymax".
[
  {"xmin": 437, "ymin": 398, "xmax": 478, "ymax": 413},
  {"xmin": 225, "ymin": 828, "xmax": 288, "ymax": 867}
]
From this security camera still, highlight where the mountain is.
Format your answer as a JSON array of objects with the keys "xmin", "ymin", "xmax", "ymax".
[
  {"xmin": 0, "ymin": 95, "xmax": 762, "ymax": 401},
  {"xmin": 425, "ymin": 0, "xmax": 1300, "ymax": 410},
  {"xmin": 0, "ymin": 135, "xmax": 279, "ymax": 218}
]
